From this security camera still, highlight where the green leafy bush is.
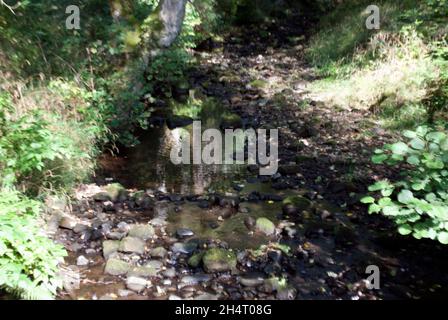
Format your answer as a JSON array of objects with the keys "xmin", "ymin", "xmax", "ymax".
[
  {"xmin": 0, "ymin": 189, "xmax": 67, "ymax": 299},
  {"xmin": 146, "ymin": 48, "xmax": 192, "ymax": 98},
  {"xmin": 0, "ymin": 91, "xmax": 100, "ymax": 193},
  {"xmin": 362, "ymin": 126, "xmax": 448, "ymax": 244}
]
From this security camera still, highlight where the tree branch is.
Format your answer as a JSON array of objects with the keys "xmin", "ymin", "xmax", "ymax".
[{"xmin": 0, "ymin": 0, "xmax": 21, "ymax": 15}]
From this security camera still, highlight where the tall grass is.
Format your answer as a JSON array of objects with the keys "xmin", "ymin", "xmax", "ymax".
[{"xmin": 306, "ymin": 0, "xmax": 448, "ymax": 129}]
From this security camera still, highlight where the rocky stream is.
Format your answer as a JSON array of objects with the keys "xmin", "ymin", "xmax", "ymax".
[{"xmin": 52, "ymin": 18, "xmax": 448, "ymax": 300}]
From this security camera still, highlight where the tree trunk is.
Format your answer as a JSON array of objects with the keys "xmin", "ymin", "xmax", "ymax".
[
  {"xmin": 155, "ymin": 0, "xmax": 188, "ymax": 48},
  {"xmin": 141, "ymin": 0, "xmax": 188, "ymax": 68}
]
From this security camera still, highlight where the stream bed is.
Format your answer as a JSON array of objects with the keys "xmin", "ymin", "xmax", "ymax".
[{"xmin": 54, "ymin": 26, "xmax": 448, "ymax": 300}]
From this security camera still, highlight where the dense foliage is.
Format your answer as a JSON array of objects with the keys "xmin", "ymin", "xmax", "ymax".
[
  {"xmin": 0, "ymin": 190, "xmax": 66, "ymax": 299},
  {"xmin": 0, "ymin": 0, "xmax": 237, "ymax": 299},
  {"xmin": 363, "ymin": 126, "xmax": 448, "ymax": 244}
]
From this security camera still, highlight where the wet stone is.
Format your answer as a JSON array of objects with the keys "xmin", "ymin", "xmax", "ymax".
[
  {"xmin": 239, "ymin": 272, "xmax": 265, "ymax": 287},
  {"xmin": 128, "ymin": 265, "xmax": 158, "ymax": 278},
  {"xmin": 163, "ymin": 268, "xmax": 176, "ymax": 278},
  {"xmin": 126, "ymin": 276, "xmax": 148, "ymax": 293},
  {"xmin": 320, "ymin": 209, "xmax": 332, "ymax": 220},
  {"xmin": 102, "ymin": 201, "xmax": 116, "ymax": 212},
  {"xmin": 76, "ymin": 255, "xmax": 89, "ymax": 266},
  {"xmin": 59, "ymin": 215, "xmax": 77, "ymax": 230},
  {"xmin": 85, "ymin": 248, "xmax": 96, "ymax": 255},
  {"xmin": 195, "ymin": 293, "xmax": 219, "ymax": 300},
  {"xmin": 197, "ymin": 200, "xmax": 210, "ymax": 209},
  {"xmin": 162, "ymin": 279, "xmax": 172, "ymax": 286},
  {"xmin": 116, "ymin": 221, "xmax": 130, "ymax": 233},
  {"xmin": 145, "ymin": 260, "xmax": 163, "ymax": 270},
  {"xmin": 101, "ymin": 222, "xmax": 112, "ymax": 234},
  {"xmin": 107, "ymin": 231, "xmax": 126, "ymax": 240},
  {"xmin": 134, "ymin": 193, "xmax": 154, "ymax": 209},
  {"xmin": 218, "ymin": 196, "xmax": 239, "ymax": 209},
  {"xmin": 119, "ymin": 237, "xmax": 145, "ymax": 254},
  {"xmin": 104, "ymin": 183, "xmax": 127, "ymax": 202},
  {"xmin": 202, "ymin": 248, "xmax": 237, "ymax": 273},
  {"xmin": 171, "ymin": 242, "xmax": 198, "ymax": 254},
  {"xmin": 128, "ymin": 224, "xmax": 154, "ymax": 240},
  {"xmin": 93, "ymin": 192, "xmax": 111, "ymax": 202},
  {"xmin": 244, "ymin": 216, "xmax": 256, "ymax": 230},
  {"xmin": 103, "ymin": 240, "xmax": 120, "ymax": 260},
  {"xmin": 304, "ymin": 191, "xmax": 318, "ymax": 200},
  {"xmin": 61, "ymin": 266, "xmax": 80, "ymax": 293},
  {"xmin": 73, "ymin": 223, "xmax": 88, "ymax": 234},
  {"xmin": 276, "ymin": 288, "xmax": 297, "ymax": 300},
  {"xmin": 150, "ymin": 246, "xmax": 168, "ymax": 259},
  {"xmin": 104, "ymin": 258, "xmax": 131, "ymax": 276},
  {"xmin": 255, "ymin": 217, "xmax": 276, "ymax": 236},
  {"xmin": 176, "ymin": 228, "xmax": 194, "ymax": 238},
  {"xmin": 284, "ymin": 226, "xmax": 297, "ymax": 238},
  {"xmin": 169, "ymin": 194, "xmax": 183, "ymax": 202},
  {"xmin": 90, "ymin": 228, "xmax": 105, "ymax": 241},
  {"xmin": 150, "ymin": 217, "xmax": 167, "ymax": 227},
  {"xmin": 236, "ymin": 251, "xmax": 247, "ymax": 263},
  {"xmin": 181, "ymin": 274, "xmax": 212, "ymax": 285}
]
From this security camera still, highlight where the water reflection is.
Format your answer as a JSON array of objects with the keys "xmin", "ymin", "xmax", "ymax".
[{"xmin": 113, "ymin": 102, "xmax": 246, "ymax": 193}]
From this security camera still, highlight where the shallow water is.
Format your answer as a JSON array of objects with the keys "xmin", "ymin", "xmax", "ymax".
[
  {"xmin": 166, "ymin": 201, "xmax": 281, "ymax": 250},
  {"xmin": 99, "ymin": 99, "xmax": 287, "ymax": 249},
  {"xmin": 107, "ymin": 100, "xmax": 248, "ymax": 194}
]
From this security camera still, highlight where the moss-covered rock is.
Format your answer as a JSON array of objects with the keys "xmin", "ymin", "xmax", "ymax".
[
  {"xmin": 104, "ymin": 258, "xmax": 131, "ymax": 276},
  {"xmin": 105, "ymin": 183, "xmax": 127, "ymax": 202},
  {"xmin": 93, "ymin": 192, "xmax": 111, "ymax": 202},
  {"xmin": 150, "ymin": 246, "xmax": 168, "ymax": 259},
  {"xmin": 128, "ymin": 265, "xmax": 158, "ymax": 278},
  {"xmin": 128, "ymin": 224, "xmax": 155, "ymax": 240},
  {"xmin": 132, "ymin": 191, "xmax": 154, "ymax": 209},
  {"xmin": 202, "ymin": 248, "xmax": 237, "ymax": 273},
  {"xmin": 188, "ymin": 251, "xmax": 205, "ymax": 268},
  {"xmin": 119, "ymin": 237, "xmax": 145, "ymax": 254},
  {"xmin": 282, "ymin": 196, "xmax": 311, "ymax": 211},
  {"xmin": 255, "ymin": 217, "xmax": 276, "ymax": 236},
  {"xmin": 103, "ymin": 240, "xmax": 120, "ymax": 260}
]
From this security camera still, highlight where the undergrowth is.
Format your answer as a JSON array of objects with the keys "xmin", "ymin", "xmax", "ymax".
[{"xmin": 306, "ymin": 0, "xmax": 448, "ymax": 129}]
